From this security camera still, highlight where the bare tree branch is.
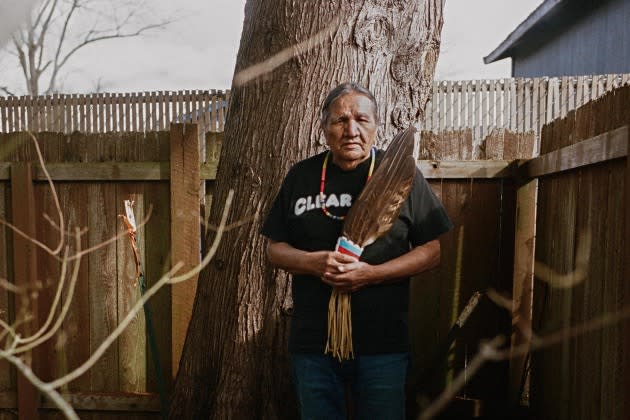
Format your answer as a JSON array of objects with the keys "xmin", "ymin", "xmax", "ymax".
[
  {"xmin": 0, "ymin": 131, "xmax": 235, "ymax": 417},
  {"xmin": 0, "ymin": 86, "xmax": 16, "ymax": 96},
  {"xmin": 418, "ymin": 283, "xmax": 630, "ymax": 419},
  {"xmin": 233, "ymin": 16, "xmax": 342, "ymax": 87},
  {"xmin": 56, "ymin": 21, "xmax": 170, "ymax": 73},
  {"xmin": 36, "ymin": 0, "xmax": 59, "ymax": 74},
  {"xmin": 0, "ymin": 350, "xmax": 79, "ymax": 420},
  {"xmin": 2, "ymin": 0, "xmax": 172, "ymax": 95},
  {"xmin": 48, "ymin": 0, "xmax": 80, "ymax": 95}
]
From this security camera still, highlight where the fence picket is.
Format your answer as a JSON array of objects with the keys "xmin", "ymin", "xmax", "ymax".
[
  {"xmin": 532, "ymin": 78, "xmax": 540, "ymax": 136},
  {"xmin": 1, "ymin": 77, "xmax": 628, "ymax": 141},
  {"xmin": 444, "ymin": 81, "xmax": 452, "ymax": 130},
  {"xmin": 576, "ymin": 76, "xmax": 584, "ymax": 109},
  {"xmin": 560, "ymin": 76, "xmax": 569, "ymax": 118},
  {"xmin": 509, "ymin": 78, "xmax": 516, "ymax": 131},
  {"xmin": 567, "ymin": 77, "xmax": 577, "ymax": 111},
  {"xmin": 139, "ymin": 91, "xmax": 145, "ymax": 131},
  {"xmin": 0, "ymin": 97, "xmax": 6, "ymax": 132},
  {"xmin": 597, "ymin": 75, "xmax": 605, "ymax": 99},
  {"xmin": 89, "ymin": 93, "xmax": 96, "ymax": 133},
  {"xmin": 219, "ymin": 91, "xmax": 226, "ymax": 132},
  {"xmin": 606, "ymin": 74, "xmax": 614, "ymax": 91},
  {"xmin": 481, "ymin": 79, "xmax": 488, "ymax": 137},
  {"xmin": 151, "ymin": 91, "xmax": 158, "ymax": 131},
  {"xmin": 107, "ymin": 92, "xmax": 113, "ymax": 132},
  {"xmin": 18, "ymin": 95, "xmax": 25, "ymax": 130}
]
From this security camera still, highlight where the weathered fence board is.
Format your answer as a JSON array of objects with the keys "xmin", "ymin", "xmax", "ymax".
[
  {"xmin": 169, "ymin": 124, "xmax": 200, "ymax": 378},
  {"xmin": 0, "ymin": 91, "xmax": 229, "ymax": 135},
  {"xmin": 87, "ymin": 182, "xmax": 119, "ymax": 392},
  {"xmin": 0, "ymin": 182, "xmax": 12, "ymax": 398},
  {"xmin": 12, "ymin": 163, "xmax": 40, "ymax": 420},
  {"xmin": 531, "ymin": 86, "xmax": 629, "ymax": 420},
  {"xmin": 2, "ymin": 76, "xmax": 628, "ymax": 145},
  {"xmin": 0, "ymin": 81, "xmax": 627, "ymax": 418},
  {"xmin": 410, "ymin": 128, "xmax": 535, "ymax": 417},
  {"xmin": 0, "ymin": 131, "xmax": 174, "ymax": 418}
]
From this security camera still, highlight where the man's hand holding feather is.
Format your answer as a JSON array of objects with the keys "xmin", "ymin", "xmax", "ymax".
[{"xmin": 322, "ymin": 259, "xmax": 379, "ymax": 292}]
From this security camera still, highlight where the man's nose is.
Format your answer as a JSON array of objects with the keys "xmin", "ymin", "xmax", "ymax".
[{"xmin": 344, "ymin": 120, "xmax": 359, "ymax": 137}]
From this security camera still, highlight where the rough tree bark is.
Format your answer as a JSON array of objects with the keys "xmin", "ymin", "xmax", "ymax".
[{"xmin": 170, "ymin": 1, "xmax": 445, "ymax": 418}]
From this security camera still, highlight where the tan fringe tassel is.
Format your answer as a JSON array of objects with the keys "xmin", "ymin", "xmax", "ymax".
[{"xmin": 325, "ymin": 289, "xmax": 354, "ymax": 360}]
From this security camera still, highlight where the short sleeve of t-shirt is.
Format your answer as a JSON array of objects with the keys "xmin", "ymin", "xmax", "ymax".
[
  {"xmin": 261, "ymin": 166, "xmax": 294, "ymax": 243},
  {"xmin": 407, "ymin": 169, "xmax": 453, "ymax": 246}
]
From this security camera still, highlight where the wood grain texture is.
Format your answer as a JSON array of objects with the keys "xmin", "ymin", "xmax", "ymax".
[
  {"xmin": 59, "ymin": 133, "xmax": 92, "ymax": 394},
  {"xmin": 32, "ymin": 134, "xmax": 62, "ymax": 388},
  {"xmin": 170, "ymin": 1, "xmax": 446, "ymax": 418},
  {"xmin": 116, "ymin": 133, "xmax": 146, "ymax": 393},
  {"xmin": 0, "ymin": 182, "xmax": 12, "ymax": 394},
  {"xmin": 87, "ymin": 133, "xmax": 119, "ymax": 393},
  {"xmin": 11, "ymin": 163, "xmax": 39, "ymax": 420},
  {"xmin": 531, "ymin": 84, "xmax": 630, "ymax": 420},
  {"xmin": 622, "ymin": 127, "xmax": 630, "ymax": 420},
  {"xmin": 169, "ymin": 124, "xmax": 200, "ymax": 377},
  {"xmin": 143, "ymin": 131, "xmax": 171, "ymax": 391}
]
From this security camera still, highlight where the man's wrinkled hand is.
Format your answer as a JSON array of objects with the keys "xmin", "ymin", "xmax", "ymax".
[{"xmin": 321, "ymin": 260, "xmax": 378, "ymax": 292}]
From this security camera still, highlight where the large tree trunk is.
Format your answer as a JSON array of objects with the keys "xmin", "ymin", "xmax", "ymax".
[{"xmin": 169, "ymin": 1, "xmax": 445, "ymax": 418}]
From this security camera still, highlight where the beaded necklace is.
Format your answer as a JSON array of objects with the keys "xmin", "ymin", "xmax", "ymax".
[{"xmin": 319, "ymin": 147, "xmax": 376, "ymax": 221}]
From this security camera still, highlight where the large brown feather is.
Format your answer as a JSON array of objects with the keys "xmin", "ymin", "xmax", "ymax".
[
  {"xmin": 342, "ymin": 126, "xmax": 417, "ymax": 247},
  {"xmin": 326, "ymin": 125, "xmax": 417, "ymax": 361}
]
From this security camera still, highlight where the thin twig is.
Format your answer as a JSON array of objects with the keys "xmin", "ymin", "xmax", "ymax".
[
  {"xmin": 11, "ymin": 235, "xmax": 80, "ymax": 354},
  {"xmin": 418, "ymin": 301, "xmax": 630, "ymax": 419},
  {"xmin": 233, "ymin": 17, "xmax": 342, "ymax": 86},
  {"xmin": 9, "ymin": 247, "xmax": 70, "ymax": 349},
  {"xmin": 0, "ymin": 350, "xmax": 79, "ymax": 419},
  {"xmin": 46, "ymin": 190, "xmax": 233, "ymax": 389},
  {"xmin": 0, "ymin": 131, "xmax": 65, "ymax": 257}
]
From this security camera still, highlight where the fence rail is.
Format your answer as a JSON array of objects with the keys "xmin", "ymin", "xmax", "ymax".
[
  {"xmin": 0, "ymin": 89, "xmax": 229, "ymax": 134},
  {"xmin": 422, "ymin": 74, "xmax": 630, "ymax": 152},
  {"xmin": 1, "ymin": 74, "xmax": 629, "ymax": 148}
]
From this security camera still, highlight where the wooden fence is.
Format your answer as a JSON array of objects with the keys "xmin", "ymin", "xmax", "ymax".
[
  {"xmin": 410, "ymin": 129, "xmax": 535, "ymax": 416},
  {"xmin": 0, "ymin": 90, "xmax": 229, "ymax": 134},
  {"xmin": 0, "ymin": 84, "xmax": 627, "ymax": 419},
  {"xmin": 413, "ymin": 83, "xmax": 630, "ymax": 418},
  {"xmin": 0, "ymin": 125, "xmax": 221, "ymax": 419},
  {"xmin": 0, "ymin": 123, "xmax": 532, "ymax": 418},
  {"xmin": 523, "ymin": 85, "xmax": 630, "ymax": 420},
  {"xmin": 1, "ymin": 74, "xmax": 629, "ymax": 146},
  {"xmin": 422, "ymin": 74, "xmax": 630, "ymax": 147}
]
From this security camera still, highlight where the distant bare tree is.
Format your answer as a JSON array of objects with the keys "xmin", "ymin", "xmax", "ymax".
[{"xmin": 1, "ymin": 0, "xmax": 171, "ymax": 96}]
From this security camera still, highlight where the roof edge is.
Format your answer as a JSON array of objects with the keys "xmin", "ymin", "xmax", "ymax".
[{"xmin": 483, "ymin": 0, "xmax": 566, "ymax": 64}]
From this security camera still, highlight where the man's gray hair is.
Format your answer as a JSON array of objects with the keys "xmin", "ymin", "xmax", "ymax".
[{"xmin": 321, "ymin": 82, "xmax": 379, "ymax": 126}]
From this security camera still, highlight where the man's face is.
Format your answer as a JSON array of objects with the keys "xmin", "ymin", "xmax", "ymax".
[{"xmin": 323, "ymin": 92, "xmax": 377, "ymax": 168}]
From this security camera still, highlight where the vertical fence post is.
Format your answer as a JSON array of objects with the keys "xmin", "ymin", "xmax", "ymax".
[
  {"xmin": 624, "ymin": 128, "xmax": 630, "ymax": 407},
  {"xmin": 508, "ymin": 175, "xmax": 537, "ymax": 406},
  {"xmin": 169, "ymin": 123, "xmax": 201, "ymax": 377},
  {"xmin": 10, "ymin": 163, "xmax": 39, "ymax": 420}
]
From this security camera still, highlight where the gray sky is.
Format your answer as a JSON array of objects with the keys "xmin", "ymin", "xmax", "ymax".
[{"xmin": 0, "ymin": 0, "xmax": 543, "ymax": 94}]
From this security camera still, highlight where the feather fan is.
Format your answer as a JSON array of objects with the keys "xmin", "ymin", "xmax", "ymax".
[
  {"xmin": 326, "ymin": 126, "xmax": 417, "ymax": 360},
  {"xmin": 343, "ymin": 126, "xmax": 416, "ymax": 246}
]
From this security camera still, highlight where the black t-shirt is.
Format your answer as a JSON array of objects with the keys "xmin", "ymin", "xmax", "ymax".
[{"xmin": 261, "ymin": 150, "xmax": 453, "ymax": 354}]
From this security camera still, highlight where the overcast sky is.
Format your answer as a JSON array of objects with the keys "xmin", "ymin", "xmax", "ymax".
[{"xmin": 0, "ymin": 0, "xmax": 543, "ymax": 94}]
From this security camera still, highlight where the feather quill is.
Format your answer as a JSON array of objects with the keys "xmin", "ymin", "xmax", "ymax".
[
  {"xmin": 343, "ymin": 125, "xmax": 417, "ymax": 247},
  {"xmin": 326, "ymin": 126, "xmax": 417, "ymax": 360}
]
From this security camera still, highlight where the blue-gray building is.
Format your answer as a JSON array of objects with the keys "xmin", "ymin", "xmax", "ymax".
[{"xmin": 484, "ymin": 0, "xmax": 630, "ymax": 77}]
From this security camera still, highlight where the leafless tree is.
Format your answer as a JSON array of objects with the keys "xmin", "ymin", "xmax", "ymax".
[
  {"xmin": 170, "ymin": 1, "xmax": 447, "ymax": 418},
  {"xmin": 0, "ymin": 132, "xmax": 234, "ymax": 419},
  {"xmin": 1, "ymin": 0, "xmax": 171, "ymax": 96}
]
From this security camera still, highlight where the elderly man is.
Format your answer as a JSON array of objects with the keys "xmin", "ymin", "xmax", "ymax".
[{"xmin": 261, "ymin": 82, "xmax": 452, "ymax": 419}]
